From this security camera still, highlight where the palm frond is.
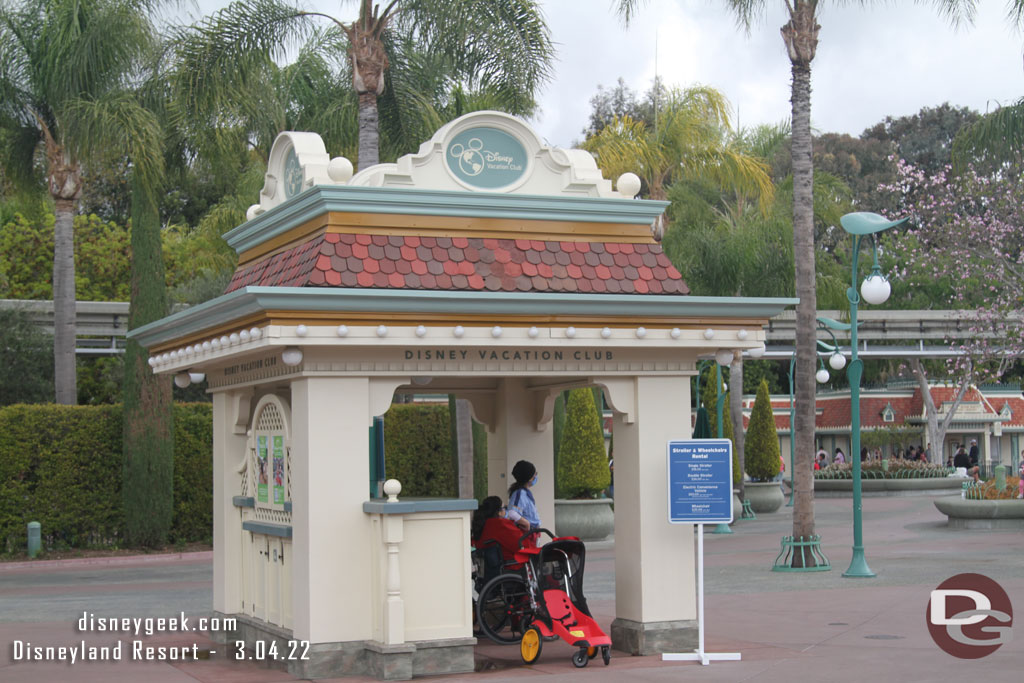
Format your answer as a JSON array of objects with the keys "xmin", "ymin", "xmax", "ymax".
[{"xmin": 952, "ymin": 97, "xmax": 1024, "ymax": 169}]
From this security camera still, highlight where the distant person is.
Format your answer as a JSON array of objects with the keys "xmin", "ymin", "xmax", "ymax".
[
  {"xmin": 861, "ymin": 447, "xmax": 868, "ymax": 463},
  {"xmin": 968, "ymin": 439, "xmax": 979, "ymax": 466},
  {"xmin": 816, "ymin": 447, "xmax": 829, "ymax": 465},
  {"xmin": 923, "ymin": 444, "xmax": 931, "ymax": 463},
  {"xmin": 834, "ymin": 448, "xmax": 846, "ymax": 464},
  {"xmin": 953, "ymin": 445, "xmax": 970, "ymax": 469}
]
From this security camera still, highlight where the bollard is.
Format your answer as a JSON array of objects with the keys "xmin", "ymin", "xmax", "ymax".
[
  {"xmin": 27, "ymin": 521, "xmax": 41, "ymax": 558},
  {"xmin": 994, "ymin": 465, "xmax": 1006, "ymax": 492}
]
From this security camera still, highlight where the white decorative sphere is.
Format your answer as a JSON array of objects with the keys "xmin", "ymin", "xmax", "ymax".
[
  {"xmin": 616, "ymin": 172, "xmax": 642, "ymax": 199},
  {"xmin": 229, "ymin": 332, "xmax": 240, "ymax": 345},
  {"xmin": 219, "ymin": 336, "xmax": 230, "ymax": 347},
  {"xmin": 453, "ymin": 325, "xmax": 465, "ymax": 338},
  {"xmin": 336, "ymin": 325, "xmax": 348, "ymax": 337},
  {"xmin": 636, "ymin": 327, "xmax": 647, "ymax": 338},
  {"xmin": 148, "ymin": 357, "xmax": 157, "ymax": 367},
  {"xmin": 829, "ymin": 353, "xmax": 847, "ymax": 371},
  {"xmin": 415, "ymin": 325, "xmax": 427, "ymax": 337},
  {"xmin": 671, "ymin": 328, "xmax": 682, "ymax": 339},
  {"xmin": 861, "ymin": 273, "xmax": 891, "ymax": 305},
  {"xmin": 246, "ymin": 204, "xmax": 262, "ymax": 221},
  {"xmin": 715, "ymin": 349, "xmax": 734, "ymax": 366},
  {"xmin": 748, "ymin": 343, "xmax": 766, "ymax": 359},
  {"xmin": 528, "ymin": 326, "xmax": 539, "ymax": 338},
  {"xmin": 174, "ymin": 372, "xmax": 191, "ymax": 389},
  {"xmin": 249, "ymin": 327, "xmax": 261, "ymax": 339},
  {"xmin": 376, "ymin": 325, "xmax": 388, "ymax": 337},
  {"xmin": 601, "ymin": 327, "xmax": 612, "ymax": 339},
  {"xmin": 295, "ymin": 324, "xmax": 308, "ymax": 337},
  {"xmin": 816, "ymin": 368, "xmax": 831, "ymax": 384},
  {"xmin": 211, "ymin": 338, "xmax": 221, "ymax": 349},
  {"xmin": 240, "ymin": 330, "xmax": 250, "ymax": 342},
  {"xmin": 703, "ymin": 328, "xmax": 715, "ymax": 340},
  {"xmin": 327, "ymin": 156, "xmax": 354, "ymax": 182},
  {"xmin": 737, "ymin": 329, "xmax": 748, "ymax": 341},
  {"xmin": 202, "ymin": 341, "xmax": 212, "ymax": 352},
  {"xmin": 491, "ymin": 326, "xmax": 503, "ymax": 338},
  {"xmin": 566, "ymin": 326, "xmax": 577, "ymax": 338},
  {"xmin": 383, "ymin": 478, "xmax": 402, "ymax": 501}
]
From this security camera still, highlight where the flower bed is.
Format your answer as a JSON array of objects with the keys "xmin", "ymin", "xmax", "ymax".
[{"xmin": 814, "ymin": 460, "xmax": 951, "ymax": 480}]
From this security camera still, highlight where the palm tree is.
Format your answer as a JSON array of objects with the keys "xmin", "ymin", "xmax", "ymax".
[
  {"xmin": 952, "ymin": 2, "xmax": 1024, "ymax": 166},
  {"xmin": 582, "ymin": 85, "xmax": 773, "ymax": 205},
  {"xmin": 177, "ymin": 0, "xmax": 555, "ymax": 171},
  {"xmin": 0, "ymin": 0, "xmax": 163, "ymax": 404},
  {"xmin": 616, "ymin": 0, "xmax": 975, "ymax": 567}
]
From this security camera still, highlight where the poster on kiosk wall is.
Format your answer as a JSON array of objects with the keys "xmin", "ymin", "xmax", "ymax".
[
  {"xmin": 272, "ymin": 435, "xmax": 285, "ymax": 504},
  {"xmin": 667, "ymin": 439, "xmax": 734, "ymax": 524},
  {"xmin": 257, "ymin": 435, "xmax": 269, "ymax": 503}
]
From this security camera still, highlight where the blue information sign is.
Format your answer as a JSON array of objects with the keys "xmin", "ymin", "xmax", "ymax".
[{"xmin": 667, "ymin": 439, "xmax": 734, "ymax": 524}]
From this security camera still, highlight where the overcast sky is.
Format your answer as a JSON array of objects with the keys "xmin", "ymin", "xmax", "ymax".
[{"xmin": 193, "ymin": 1, "xmax": 1023, "ymax": 149}]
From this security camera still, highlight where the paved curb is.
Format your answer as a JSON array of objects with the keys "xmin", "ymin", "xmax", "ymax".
[{"xmin": 0, "ymin": 550, "xmax": 213, "ymax": 573}]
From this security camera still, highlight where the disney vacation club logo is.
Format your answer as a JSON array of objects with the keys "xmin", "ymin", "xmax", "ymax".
[
  {"xmin": 449, "ymin": 137, "xmax": 522, "ymax": 177},
  {"xmin": 926, "ymin": 573, "xmax": 1013, "ymax": 658}
]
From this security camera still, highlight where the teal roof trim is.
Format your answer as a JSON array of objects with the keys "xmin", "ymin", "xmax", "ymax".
[
  {"xmin": 225, "ymin": 185, "xmax": 670, "ymax": 254},
  {"xmin": 128, "ymin": 286, "xmax": 797, "ymax": 349}
]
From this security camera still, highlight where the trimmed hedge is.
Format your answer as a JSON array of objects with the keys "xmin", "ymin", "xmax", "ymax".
[
  {"xmin": 0, "ymin": 403, "xmax": 213, "ymax": 554},
  {"xmin": 384, "ymin": 403, "xmax": 458, "ymax": 497},
  {"xmin": 745, "ymin": 379, "xmax": 781, "ymax": 481}
]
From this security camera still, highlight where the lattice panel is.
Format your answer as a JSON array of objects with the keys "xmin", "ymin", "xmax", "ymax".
[
  {"xmin": 256, "ymin": 402, "xmax": 285, "ymax": 432},
  {"xmin": 254, "ymin": 507, "xmax": 291, "ymax": 524}
]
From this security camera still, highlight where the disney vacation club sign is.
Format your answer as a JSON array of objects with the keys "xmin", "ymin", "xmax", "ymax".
[{"xmin": 445, "ymin": 126, "xmax": 527, "ymax": 189}]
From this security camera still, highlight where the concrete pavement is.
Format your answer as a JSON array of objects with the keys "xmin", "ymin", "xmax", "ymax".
[{"xmin": 1, "ymin": 494, "xmax": 1021, "ymax": 682}]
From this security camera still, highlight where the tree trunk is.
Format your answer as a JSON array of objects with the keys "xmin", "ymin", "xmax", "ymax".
[
  {"xmin": 729, "ymin": 352, "xmax": 745, "ymax": 500},
  {"xmin": 52, "ymin": 198, "xmax": 77, "ymax": 404},
  {"xmin": 450, "ymin": 396, "xmax": 475, "ymax": 499},
  {"xmin": 348, "ymin": 18, "xmax": 388, "ymax": 172},
  {"xmin": 122, "ymin": 174, "xmax": 174, "ymax": 546},
  {"xmin": 784, "ymin": 2, "xmax": 820, "ymax": 567},
  {"xmin": 357, "ymin": 90, "xmax": 380, "ymax": 171},
  {"xmin": 909, "ymin": 358, "xmax": 972, "ymax": 465}
]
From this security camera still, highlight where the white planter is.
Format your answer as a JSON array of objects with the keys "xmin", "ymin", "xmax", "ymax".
[
  {"xmin": 745, "ymin": 481, "xmax": 785, "ymax": 514},
  {"xmin": 554, "ymin": 498, "xmax": 615, "ymax": 541}
]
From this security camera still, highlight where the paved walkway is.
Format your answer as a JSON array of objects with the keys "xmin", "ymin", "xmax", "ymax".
[{"xmin": 1, "ymin": 495, "xmax": 1021, "ymax": 682}]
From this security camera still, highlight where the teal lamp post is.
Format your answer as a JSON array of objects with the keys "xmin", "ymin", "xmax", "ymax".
[{"xmin": 837, "ymin": 211, "xmax": 908, "ymax": 578}]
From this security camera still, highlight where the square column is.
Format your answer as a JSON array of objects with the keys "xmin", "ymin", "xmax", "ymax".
[
  {"xmin": 487, "ymin": 378, "xmax": 555, "ymax": 531},
  {"xmin": 212, "ymin": 390, "xmax": 251, "ymax": 619},
  {"xmin": 290, "ymin": 376, "xmax": 374, "ymax": 645},
  {"xmin": 604, "ymin": 375, "xmax": 697, "ymax": 655}
]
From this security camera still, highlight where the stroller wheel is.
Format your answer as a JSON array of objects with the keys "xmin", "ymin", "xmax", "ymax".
[
  {"xmin": 520, "ymin": 627, "xmax": 542, "ymax": 665},
  {"xmin": 586, "ymin": 646, "xmax": 598, "ymax": 659},
  {"xmin": 572, "ymin": 648, "xmax": 589, "ymax": 668},
  {"xmin": 601, "ymin": 645, "xmax": 611, "ymax": 665}
]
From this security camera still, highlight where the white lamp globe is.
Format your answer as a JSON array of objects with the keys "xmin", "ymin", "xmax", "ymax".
[
  {"xmin": 816, "ymin": 368, "xmax": 830, "ymax": 384},
  {"xmin": 747, "ymin": 342, "xmax": 766, "ymax": 359},
  {"xmin": 861, "ymin": 272, "xmax": 891, "ymax": 305},
  {"xmin": 715, "ymin": 349, "xmax": 734, "ymax": 366},
  {"xmin": 281, "ymin": 347, "xmax": 304, "ymax": 366},
  {"xmin": 174, "ymin": 371, "xmax": 192, "ymax": 389},
  {"xmin": 829, "ymin": 352, "xmax": 847, "ymax": 371}
]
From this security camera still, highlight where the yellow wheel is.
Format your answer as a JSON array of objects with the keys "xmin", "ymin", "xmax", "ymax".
[
  {"xmin": 520, "ymin": 627, "xmax": 542, "ymax": 664},
  {"xmin": 587, "ymin": 646, "xmax": 598, "ymax": 660}
]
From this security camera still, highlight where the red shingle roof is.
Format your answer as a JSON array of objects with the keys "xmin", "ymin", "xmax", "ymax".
[{"xmin": 227, "ymin": 233, "xmax": 689, "ymax": 295}]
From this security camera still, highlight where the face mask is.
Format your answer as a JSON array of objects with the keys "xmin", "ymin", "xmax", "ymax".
[{"xmin": 530, "ymin": 474, "xmax": 538, "ymax": 486}]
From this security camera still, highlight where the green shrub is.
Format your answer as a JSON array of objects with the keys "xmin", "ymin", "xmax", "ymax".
[
  {"xmin": 744, "ymin": 379, "xmax": 781, "ymax": 481},
  {"xmin": 557, "ymin": 388, "xmax": 611, "ymax": 498},
  {"xmin": 384, "ymin": 403, "xmax": 457, "ymax": 497},
  {"xmin": 170, "ymin": 404, "xmax": 214, "ymax": 542},
  {"xmin": 0, "ymin": 403, "xmax": 212, "ymax": 554}
]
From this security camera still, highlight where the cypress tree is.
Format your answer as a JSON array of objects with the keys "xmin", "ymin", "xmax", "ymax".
[
  {"xmin": 557, "ymin": 388, "xmax": 611, "ymax": 498},
  {"xmin": 745, "ymin": 379, "xmax": 781, "ymax": 481},
  {"xmin": 122, "ymin": 174, "xmax": 173, "ymax": 546}
]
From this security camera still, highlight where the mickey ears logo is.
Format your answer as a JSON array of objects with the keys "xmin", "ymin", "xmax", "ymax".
[{"xmin": 927, "ymin": 573, "xmax": 1013, "ymax": 658}]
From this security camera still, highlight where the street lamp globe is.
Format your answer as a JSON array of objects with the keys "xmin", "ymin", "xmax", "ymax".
[
  {"xmin": 815, "ymin": 368, "xmax": 830, "ymax": 384},
  {"xmin": 748, "ymin": 342, "xmax": 766, "ymax": 359},
  {"xmin": 829, "ymin": 352, "xmax": 847, "ymax": 371},
  {"xmin": 715, "ymin": 349, "xmax": 734, "ymax": 366},
  {"xmin": 861, "ymin": 270, "xmax": 891, "ymax": 305}
]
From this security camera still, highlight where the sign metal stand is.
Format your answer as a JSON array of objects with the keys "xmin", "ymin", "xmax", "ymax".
[{"xmin": 663, "ymin": 439, "xmax": 742, "ymax": 666}]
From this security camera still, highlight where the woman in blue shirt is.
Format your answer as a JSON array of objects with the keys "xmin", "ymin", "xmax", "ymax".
[{"xmin": 506, "ymin": 460, "xmax": 540, "ymax": 531}]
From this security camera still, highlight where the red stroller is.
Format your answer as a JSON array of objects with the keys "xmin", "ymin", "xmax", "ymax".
[{"xmin": 515, "ymin": 531, "xmax": 611, "ymax": 667}]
